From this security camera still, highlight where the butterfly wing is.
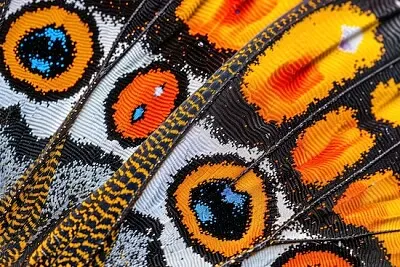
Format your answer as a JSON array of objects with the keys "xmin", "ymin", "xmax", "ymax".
[
  {"xmin": 25, "ymin": 0, "xmax": 337, "ymax": 266},
  {"xmin": 131, "ymin": 1, "xmax": 400, "ymax": 266},
  {"xmin": 28, "ymin": 0, "xmax": 400, "ymax": 266},
  {"xmin": 0, "ymin": 0, "xmax": 302, "ymax": 265}
]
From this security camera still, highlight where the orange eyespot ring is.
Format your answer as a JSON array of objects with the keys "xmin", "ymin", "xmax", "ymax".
[
  {"xmin": 105, "ymin": 65, "xmax": 188, "ymax": 147},
  {"xmin": 272, "ymin": 244, "xmax": 359, "ymax": 267},
  {"xmin": 281, "ymin": 251, "xmax": 352, "ymax": 267},
  {"xmin": 0, "ymin": 3, "xmax": 99, "ymax": 100},
  {"xmin": 167, "ymin": 155, "xmax": 276, "ymax": 262}
]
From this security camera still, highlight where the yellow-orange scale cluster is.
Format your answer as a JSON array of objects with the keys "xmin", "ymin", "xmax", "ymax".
[
  {"xmin": 292, "ymin": 107, "xmax": 375, "ymax": 187},
  {"xmin": 175, "ymin": 0, "xmax": 300, "ymax": 50},
  {"xmin": 241, "ymin": 3, "xmax": 383, "ymax": 125},
  {"xmin": 334, "ymin": 170, "xmax": 400, "ymax": 265}
]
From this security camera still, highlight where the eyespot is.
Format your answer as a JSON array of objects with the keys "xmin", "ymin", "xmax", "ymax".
[
  {"xmin": 104, "ymin": 65, "xmax": 188, "ymax": 147},
  {"xmin": 167, "ymin": 155, "xmax": 275, "ymax": 261},
  {"xmin": 0, "ymin": 3, "xmax": 100, "ymax": 100}
]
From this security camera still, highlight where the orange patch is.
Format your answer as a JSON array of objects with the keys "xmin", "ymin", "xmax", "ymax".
[
  {"xmin": 282, "ymin": 251, "xmax": 353, "ymax": 267},
  {"xmin": 334, "ymin": 170, "xmax": 400, "ymax": 266},
  {"xmin": 176, "ymin": 0, "xmax": 299, "ymax": 50},
  {"xmin": 2, "ymin": 6, "xmax": 94, "ymax": 93},
  {"xmin": 174, "ymin": 161, "xmax": 267, "ymax": 257},
  {"xmin": 371, "ymin": 79, "xmax": 400, "ymax": 127},
  {"xmin": 262, "ymin": 55, "xmax": 324, "ymax": 104},
  {"xmin": 112, "ymin": 69, "xmax": 179, "ymax": 140},
  {"xmin": 241, "ymin": 3, "xmax": 383, "ymax": 124},
  {"xmin": 292, "ymin": 108, "xmax": 375, "ymax": 187}
]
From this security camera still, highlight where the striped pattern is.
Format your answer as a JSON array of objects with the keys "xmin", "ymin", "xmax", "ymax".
[{"xmin": 0, "ymin": 138, "xmax": 65, "ymax": 265}]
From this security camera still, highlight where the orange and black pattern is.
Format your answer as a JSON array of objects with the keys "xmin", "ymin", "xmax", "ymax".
[{"xmin": 1, "ymin": 0, "xmax": 400, "ymax": 266}]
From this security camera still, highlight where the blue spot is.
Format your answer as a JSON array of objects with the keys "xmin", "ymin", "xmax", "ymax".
[
  {"xmin": 132, "ymin": 105, "xmax": 145, "ymax": 122},
  {"xmin": 44, "ymin": 27, "xmax": 67, "ymax": 49},
  {"xmin": 29, "ymin": 58, "xmax": 51, "ymax": 73},
  {"xmin": 221, "ymin": 186, "xmax": 245, "ymax": 208},
  {"xmin": 194, "ymin": 203, "xmax": 214, "ymax": 223}
]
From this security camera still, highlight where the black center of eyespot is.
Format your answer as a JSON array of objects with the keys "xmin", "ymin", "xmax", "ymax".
[
  {"xmin": 190, "ymin": 180, "xmax": 251, "ymax": 240},
  {"xmin": 131, "ymin": 104, "xmax": 146, "ymax": 123},
  {"xmin": 17, "ymin": 25, "xmax": 75, "ymax": 78}
]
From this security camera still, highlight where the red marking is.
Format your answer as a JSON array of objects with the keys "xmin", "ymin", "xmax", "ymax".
[
  {"xmin": 266, "ymin": 56, "xmax": 324, "ymax": 102},
  {"xmin": 218, "ymin": 0, "xmax": 257, "ymax": 24}
]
